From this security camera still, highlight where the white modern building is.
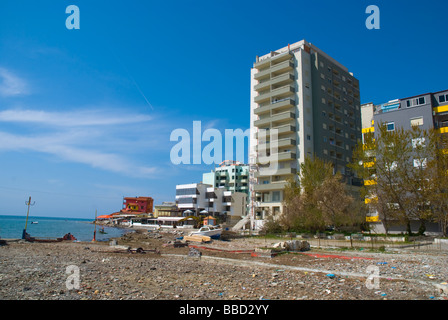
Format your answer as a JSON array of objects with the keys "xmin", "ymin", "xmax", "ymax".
[
  {"xmin": 175, "ymin": 182, "xmax": 247, "ymax": 226},
  {"xmin": 249, "ymin": 40, "xmax": 362, "ymax": 223},
  {"xmin": 175, "ymin": 183, "xmax": 210, "ymax": 215}
]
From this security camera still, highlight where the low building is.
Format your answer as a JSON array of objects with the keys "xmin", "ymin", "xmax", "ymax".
[
  {"xmin": 175, "ymin": 183, "xmax": 211, "ymax": 215},
  {"xmin": 175, "ymin": 182, "xmax": 247, "ymax": 226},
  {"xmin": 154, "ymin": 201, "xmax": 181, "ymax": 217},
  {"xmin": 122, "ymin": 196, "xmax": 154, "ymax": 215}
]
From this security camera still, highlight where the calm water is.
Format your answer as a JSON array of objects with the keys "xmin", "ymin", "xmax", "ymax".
[{"xmin": 0, "ymin": 215, "xmax": 130, "ymax": 242}]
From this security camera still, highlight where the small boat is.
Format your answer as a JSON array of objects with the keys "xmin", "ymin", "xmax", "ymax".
[
  {"xmin": 31, "ymin": 221, "xmax": 38, "ymax": 224},
  {"xmin": 98, "ymin": 227, "xmax": 107, "ymax": 234},
  {"xmin": 189, "ymin": 225, "xmax": 222, "ymax": 239}
]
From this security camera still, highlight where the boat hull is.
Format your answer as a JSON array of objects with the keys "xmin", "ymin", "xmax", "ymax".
[{"xmin": 190, "ymin": 230, "xmax": 222, "ymax": 239}]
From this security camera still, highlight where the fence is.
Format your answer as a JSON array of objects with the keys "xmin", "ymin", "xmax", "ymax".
[
  {"xmin": 295, "ymin": 237, "xmax": 448, "ymax": 252},
  {"xmin": 245, "ymin": 231, "xmax": 448, "ymax": 252}
]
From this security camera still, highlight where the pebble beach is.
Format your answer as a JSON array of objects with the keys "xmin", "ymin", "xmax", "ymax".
[{"xmin": 1, "ymin": 229, "xmax": 447, "ymax": 301}]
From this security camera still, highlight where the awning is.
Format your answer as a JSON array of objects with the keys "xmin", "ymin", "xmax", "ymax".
[
  {"xmin": 157, "ymin": 217, "xmax": 188, "ymax": 221},
  {"xmin": 97, "ymin": 215, "xmax": 113, "ymax": 219}
]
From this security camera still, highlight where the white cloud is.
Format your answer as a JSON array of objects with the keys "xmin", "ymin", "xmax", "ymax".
[
  {"xmin": 0, "ymin": 68, "xmax": 28, "ymax": 97},
  {"xmin": 0, "ymin": 109, "xmax": 152, "ymax": 127},
  {"xmin": 0, "ymin": 130, "xmax": 159, "ymax": 178},
  {"xmin": 0, "ymin": 106, "xmax": 164, "ymax": 178}
]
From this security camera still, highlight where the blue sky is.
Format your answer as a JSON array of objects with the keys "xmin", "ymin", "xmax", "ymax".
[{"xmin": 0, "ymin": 0, "xmax": 447, "ymax": 218}]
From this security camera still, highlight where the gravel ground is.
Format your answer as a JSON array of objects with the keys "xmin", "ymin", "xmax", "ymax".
[{"xmin": 1, "ymin": 229, "xmax": 447, "ymax": 301}]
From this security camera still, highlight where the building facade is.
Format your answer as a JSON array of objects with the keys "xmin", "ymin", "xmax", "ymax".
[
  {"xmin": 361, "ymin": 89, "xmax": 448, "ymax": 234},
  {"xmin": 122, "ymin": 197, "xmax": 154, "ymax": 214},
  {"xmin": 202, "ymin": 160, "xmax": 249, "ymax": 195},
  {"xmin": 249, "ymin": 40, "xmax": 362, "ymax": 221},
  {"xmin": 175, "ymin": 182, "xmax": 247, "ymax": 226}
]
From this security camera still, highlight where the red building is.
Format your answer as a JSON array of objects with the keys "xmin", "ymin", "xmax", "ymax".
[{"xmin": 122, "ymin": 197, "xmax": 154, "ymax": 214}]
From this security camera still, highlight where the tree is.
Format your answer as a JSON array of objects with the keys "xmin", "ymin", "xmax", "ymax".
[
  {"xmin": 281, "ymin": 156, "xmax": 359, "ymax": 233},
  {"xmin": 426, "ymin": 129, "xmax": 448, "ymax": 236},
  {"xmin": 351, "ymin": 124, "xmax": 442, "ymax": 236}
]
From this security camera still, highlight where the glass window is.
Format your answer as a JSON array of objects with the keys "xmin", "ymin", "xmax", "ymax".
[
  {"xmin": 418, "ymin": 97, "xmax": 425, "ymax": 105},
  {"xmin": 386, "ymin": 122, "xmax": 395, "ymax": 131},
  {"xmin": 410, "ymin": 117, "xmax": 424, "ymax": 127},
  {"xmin": 439, "ymin": 95, "xmax": 446, "ymax": 103},
  {"xmin": 272, "ymin": 191, "xmax": 281, "ymax": 202}
]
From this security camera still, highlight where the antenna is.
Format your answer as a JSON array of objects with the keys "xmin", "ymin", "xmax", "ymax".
[{"xmin": 22, "ymin": 196, "xmax": 36, "ymax": 240}]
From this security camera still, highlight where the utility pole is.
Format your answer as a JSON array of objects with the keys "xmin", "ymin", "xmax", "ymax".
[
  {"xmin": 22, "ymin": 196, "xmax": 35, "ymax": 240},
  {"xmin": 92, "ymin": 209, "xmax": 97, "ymax": 242}
]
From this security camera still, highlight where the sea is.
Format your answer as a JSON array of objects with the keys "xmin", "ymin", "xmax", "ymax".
[{"xmin": 0, "ymin": 215, "xmax": 130, "ymax": 242}]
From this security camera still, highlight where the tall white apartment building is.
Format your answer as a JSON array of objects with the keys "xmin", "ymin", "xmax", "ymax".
[{"xmin": 249, "ymin": 40, "xmax": 362, "ymax": 222}]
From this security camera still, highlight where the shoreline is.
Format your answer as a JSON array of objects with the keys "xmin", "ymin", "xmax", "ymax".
[{"xmin": 1, "ymin": 230, "xmax": 447, "ymax": 301}]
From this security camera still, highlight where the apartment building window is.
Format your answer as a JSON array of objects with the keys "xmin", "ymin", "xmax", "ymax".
[
  {"xmin": 413, "ymin": 158, "xmax": 427, "ymax": 168},
  {"xmin": 410, "ymin": 117, "xmax": 424, "ymax": 127},
  {"xmin": 412, "ymin": 137, "xmax": 425, "ymax": 148},
  {"xmin": 386, "ymin": 121, "xmax": 395, "ymax": 131},
  {"xmin": 439, "ymin": 94, "xmax": 448, "ymax": 103},
  {"xmin": 406, "ymin": 97, "xmax": 425, "ymax": 107},
  {"xmin": 176, "ymin": 188, "xmax": 199, "ymax": 196},
  {"xmin": 272, "ymin": 191, "xmax": 281, "ymax": 202}
]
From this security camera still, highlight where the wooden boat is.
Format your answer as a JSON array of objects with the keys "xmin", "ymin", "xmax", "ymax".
[
  {"xmin": 189, "ymin": 225, "xmax": 222, "ymax": 239},
  {"xmin": 24, "ymin": 233, "xmax": 76, "ymax": 243},
  {"xmin": 27, "ymin": 237, "xmax": 63, "ymax": 243}
]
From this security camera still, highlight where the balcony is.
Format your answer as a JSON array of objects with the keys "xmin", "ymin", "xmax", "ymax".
[
  {"xmin": 258, "ymin": 151, "xmax": 296, "ymax": 164},
  {"xmin": 271, "ymin": 52, "xmax": 293, "ymax": 64},
  {"xmin": 254, "ymin": 110, "xmax": 294, "ymax": 128},
  {"xmin": 255, "ymin": 124, "xmax": 296, "ymax": 139},
  {"xmin": 437, "ymin": 127, "xmax": 448, "ymax": 134},
  {"xmin": 270, "ymin": 60, "xmax": 294, "ymax": 75},
  {"xmin": 253, "ymin": 116, "xmax": 271, "ymax": 128},
  {"xmin": 255, "ymin": 167, "xmax": 296, "ymax": 178},
  {"xmin": 254, "ymin": 68, "xmax": 271, "ymax": 80},
  {"xmin": 254, "ymin": 72, "xmax": 294, "ymax": 92},
  {"xmin": 271, "ymin": 84, "xmax": 295, "ymax": 99},
  {"xmin": 271, "ymin": 110, "xmax": 295, "ymax": 126},
  {"xmin": 253, "ymin": 57, "xmax": 270, "ymax": 69},
  {"xmin": 254, "ymin": 98, "xmax": 295, "ymax": 116},
  {"xmin": 254, "ymin": 90, "xmax": 272, "ymax": 104},
  {"xmin": 255, "ymin": 138, "xmax": 296, "ymax": 151},
  {"xmin": 253, "ymin": 181, "xmax": 288, "ymax": 192},
  {"xmin": 255, "ymin": 85, "xmax": 294, "ymax": 104}
]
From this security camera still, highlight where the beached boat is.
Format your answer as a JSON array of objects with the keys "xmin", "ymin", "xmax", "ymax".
[
  {"xmin": 189, "ymin": 225, "xmax": 222, "ymax": 239},
  {"xmin": 24, "ymin": 233, "xmax": 76, "ymax": 243}
]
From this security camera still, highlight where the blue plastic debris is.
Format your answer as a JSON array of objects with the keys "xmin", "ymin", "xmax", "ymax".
[
  {"xmin": 326, "ymin": 274, "xmax": 336, "ymax": 278},
  {"xmin": 377, "ymin": 262, "xmax": 388, "ymax": 265}
]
